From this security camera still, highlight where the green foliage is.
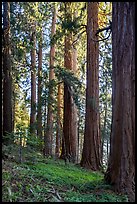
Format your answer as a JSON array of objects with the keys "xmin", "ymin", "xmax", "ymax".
[
  {"xmin": 50, "ymin": 30, "xmax": 64, "ymax": 46},
  {"xmin": 2, "ymin": 131, "xmax": 15, "ymax": 142},
  {"xmin": 27, "ymin": 134, "xmax": 42, "ymax": 150},
  {"xmin": 61, "ymin": 17, "xmax": 81, "ymax": 34},
  {"xmin": 55, "ymin": 65, "xmax": 83, "ymax": 110},
  {"xmin": 51, "ymin": 2, "xmax": 87, "ymax": 46},
  {"xmin": 2, "ymin": 146, "xmax": 128, "ymax": 202}
]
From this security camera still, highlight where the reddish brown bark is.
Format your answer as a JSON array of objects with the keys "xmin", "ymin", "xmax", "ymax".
[
  {"xmin": 80, "ymin": 2, "xmax": 101, "ymax": 170},
  {"xmin": 30, "ymin": 30, "xmax": 36, "ymax": 134},
  {"xmin": 105, "ymin": 3, "xmax": 135, "ymax": 202},
  {"xmin": 2, "ymin": 2, "xmax": 13, "ymax": 141},
  {"xmin": 61, "ymin": 2, "xmax": 78, "ymax": 163},
  {"xmin": 44, "ymin": 7, "xmax": 57, "ymax": 156}
]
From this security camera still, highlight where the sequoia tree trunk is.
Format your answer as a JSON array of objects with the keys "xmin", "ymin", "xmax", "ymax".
[
  {"xmin": 80, "ymin": 2, "xmax": 101, "ymax": 170},
  {"xmin": 2, "ymin": 2, "xmax": 13, "ymax": 142},
  {"xmin": 62, "ymin": 2, "xmax": 78, "ymax": 163},
  {"xmin": 105, "ymin": 3, "xmax": 135, "ymax": 202}
]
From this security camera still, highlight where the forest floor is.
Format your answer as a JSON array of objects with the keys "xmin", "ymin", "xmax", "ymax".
[{"xmin": 2, "ymin": 144, "xmax": 128, "ymax": 202}]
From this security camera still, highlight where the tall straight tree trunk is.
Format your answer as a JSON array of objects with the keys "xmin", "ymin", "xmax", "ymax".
[
  {"xmin": 30, "ymin": 30, "xmax": 36, "ymax": 135},
  {"xmin": 80, "ymin": 2, "xmax": 101, "ymax": 170},
  {"xmin": 62, "ymin": 2, "xmax": 78, "ymax": 163},
  {"xmin": 105, "ymin": 3, "xmax": 135, "ymax": 202},
  {"xmin": 44, "ymin": 6, "xmax": 57, "ymax": 156},
  {"xmin": 37, "ymin": 30, "xmax": 43, "ymax": 140},
  {"xmin": 2, "ymin": 2, "xmax": 13, "ymax": 142},
  {"xmin": 61, "ymin": 2, "xmax": 72, "ymax": 159}
]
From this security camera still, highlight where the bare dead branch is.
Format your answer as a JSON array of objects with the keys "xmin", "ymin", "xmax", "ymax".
[
  {"xmin": 90, "ymin": 30, "xmax": 112, "ymax": 43},
  {"xmin": 95, "ymin": 23, "xmax": 112, "ymax": 36}
]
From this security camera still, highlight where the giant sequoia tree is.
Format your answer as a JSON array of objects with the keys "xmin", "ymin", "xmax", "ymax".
[
  {"xmin": 2, "ymin": 2, "xmax": 13, "ymax": 141},
  {"xmin": 105, "ymin": 2, "xmax": 135, "ymax": 202},
  {"xmin": 62, "ymin": 2, "xmax": 78, "ymax": 163},
  {"xmin": 80, "ymin": 2, "xmax": 101, "ymax": 170}
]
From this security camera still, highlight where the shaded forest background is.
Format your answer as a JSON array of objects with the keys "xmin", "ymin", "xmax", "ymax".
[{"xmin": 2, "ymin": 2, "xmax": 135, "ymax": 202}]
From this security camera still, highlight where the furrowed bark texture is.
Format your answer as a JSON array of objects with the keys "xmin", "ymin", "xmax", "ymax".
[
  {"xmin": 105, "ymin": 2, "xmax": 135, "ymax": 202},
  {"xmin": 62, "ymin": 2, "xmax": 78, "ymax": 163},
  {"xmin": 80, "ymin": 2, "xmax": 101, "ymax": 170}
]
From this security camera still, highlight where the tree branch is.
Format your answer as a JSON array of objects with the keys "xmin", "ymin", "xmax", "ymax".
[
  {"xmin": 95, "ymin": 23, "xmax": 112, "ymax": 36},
  {"xmin": 72, "ymin": 29, "xmax": 86, "ymax": 46},
  {"xmin": 90, "ymin": 20, "xmax": 112, "ymax": 43},
  {"xmin": 72, "ymin": 21, "xmax": 112, "ymax": 45},
  {"xmin": 90, "ymin": 30, "xmax": 112, "ymax": 43}
]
